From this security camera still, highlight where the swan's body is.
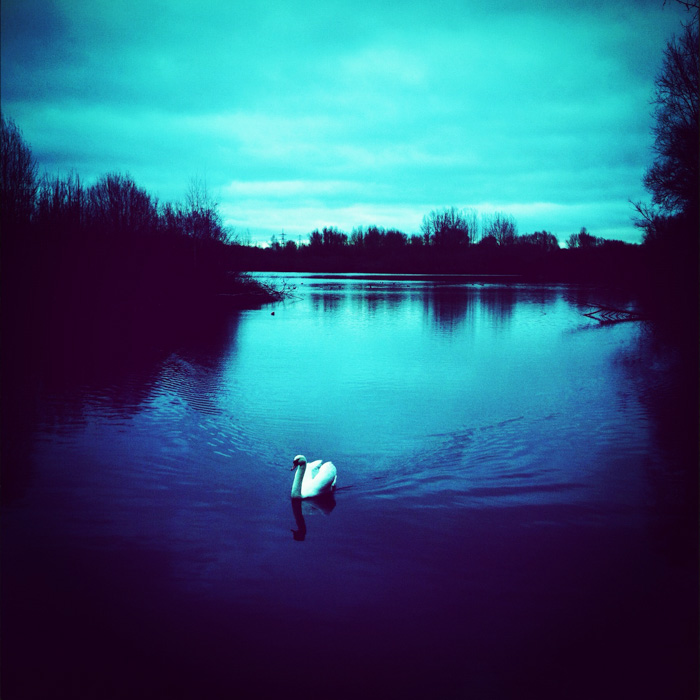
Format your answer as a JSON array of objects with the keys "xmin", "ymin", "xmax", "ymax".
[{"xmin": 291, "ymin": 455, "xmax": 337, "ymax": 499}]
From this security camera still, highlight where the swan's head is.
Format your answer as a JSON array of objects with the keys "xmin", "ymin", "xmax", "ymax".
[{"xmin": 292, "ymin": 455, "xmax": 307, "ymax": 471}]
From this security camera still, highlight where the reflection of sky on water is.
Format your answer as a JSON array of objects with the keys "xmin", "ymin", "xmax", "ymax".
[
  {"xmin": 4, "ymin": 275, "xmax": 696, "ymax": 699},
  {"xmin": 26, "ymin": 278, "xmax": 666, "ymax": 515}
]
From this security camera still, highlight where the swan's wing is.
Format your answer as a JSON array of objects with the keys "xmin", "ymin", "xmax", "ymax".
[
  {"xmin": 307, "ymin": 459, "xmax": 323, "ymax": 478},
  {"xmin": 301, "ymin": 460, "xmax": 337, "ymax": 497},
  {"xmin": 316, "ymin": 461, "xmax": 337, "ymax": 487}
]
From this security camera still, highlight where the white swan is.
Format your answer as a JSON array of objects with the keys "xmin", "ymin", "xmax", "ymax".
[{"xmin": 290, "ymin": 455, "xmax": 337, "ymax": 499}]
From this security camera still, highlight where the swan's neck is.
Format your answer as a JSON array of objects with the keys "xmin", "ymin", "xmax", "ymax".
[
  {"xmin": 291, "ymin": 498, "xmax": 306, "ymax": 540},
  {"xmin": 291, "ymin": 463, "xmax": 306, "ymax": 498}
]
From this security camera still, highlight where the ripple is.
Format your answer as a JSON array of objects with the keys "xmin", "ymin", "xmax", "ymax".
[
  {"xmin": 151, "ymin": 354, "xmax": 222, "ymax": 416},
  {"xmin": 354, "ymin": 409, "xmax": 638, "ymax": 511}
]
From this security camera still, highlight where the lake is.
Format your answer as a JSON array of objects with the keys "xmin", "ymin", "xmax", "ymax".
[{"xmin": 2, "ymin": 274, "xmax": 698, "ymax": 699}]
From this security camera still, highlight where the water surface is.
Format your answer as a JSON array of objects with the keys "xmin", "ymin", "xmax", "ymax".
[{"xmin": 2, "ymin": 275, "xmax": 697, "ymax": 699}]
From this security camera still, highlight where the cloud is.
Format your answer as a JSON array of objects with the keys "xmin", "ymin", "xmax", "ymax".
[{"xmin": 0, "ymin": 0, "xmax": 688, "ymax": 245}]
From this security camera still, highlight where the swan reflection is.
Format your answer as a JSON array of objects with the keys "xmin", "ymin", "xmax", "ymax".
[{"xmin": 291, "ymin": 493, "xmax": 336, "ymax": 541}]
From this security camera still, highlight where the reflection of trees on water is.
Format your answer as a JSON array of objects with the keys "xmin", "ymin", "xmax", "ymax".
[
  {"xmin": 2, "ymin": 305, "xmax": 242, "ymax": 502},
  {"xmin": 420, "ymin": 285, "xmax": 521, "ymax": 331},
  {"xmin": 613, "ymin": 319, "xmax": 699, "ymax": 684},
  {"xmin": 618, "ymin": 319, "xmax": 699, "ymax": 569},
  {"xmin": 310, "ymin": 284, "xmax": 418, "ymax": 318},
  {"xmin": 478, "ymin": 287, "xmax": 519, "ymax": 326},
  {"xmin": 360, "ymin": 293, "xmax": 383, "ymax": 317},
  {"xmin": 358, "ymin": 291, "xmax": 413, "ymax": 319},
  {"xmin": 307, "ymin": 281, "xmax": 528, "ymax": 332},
  {"xmin": 421, "ymin": 287, "xmax": 478, "ymax": 331},
  {"xmin": 53, "ymin": 307, "xmax": 240, "ymax": 417},
  {"xmin": 310, "ymin": 292, "xmax": 346, "ymax": 314}
]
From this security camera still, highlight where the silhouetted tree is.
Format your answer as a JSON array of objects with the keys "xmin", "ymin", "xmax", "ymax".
[
  {"xmin": 484, "ymin": 212, "xmax": 518, "ymax": 246},
  {"xmin": 351, "ymin": 226, "xmax": 408, "ymax": 252},
  {"xmin": 520, "ymin": 230, "xmax": 559, "ymax": 252},
  {"xmin": 87, "ymin": 172, "xmax": 157, "ymax": 238},
  {"xmin": 1, "ymin": 113, "xmax": 38, "ymax": 232},
  {"xmin": 35, "ymin": 170, "xmax": 85, "ymax": 237},
  {"xmin": 182, "ymin": 177, "xmax": 229, "ymax": 243},
  {"xmin": 322, "ymin": 226, "xmax": 348, "ymax": 248},
  {"xmin": 0, "ymin": 113, "xmax": 277, "ymax": 330},
  {"xmin": 643, "ymin": 7, "xmax": 699, "ymax": 217},
  {"xmin": 158, "ymin": 201, "xmax": 181, "ymax": 237},
  {"xmin": 307, "ymin": 227, "xmax": 348, "ymax": 251},
  {"xmin": 630, "ymin": 200, "xmax": 678, "ymax": 244},
  {"xmin": 567, "ymin": 227, "xmax": 602, "ymax": 249},
  {"xmin": 349, "ymin": 227, "xmax": 365, "ymax": 248},
  {"xmin": 476, "ymin": 233, "xmax": 499, "ymax": 249},
  {"xmin": 384, "ymin": 229, "xmax": 408, "ymax": 250},
  {"xmin": 360, "ymin": 226, "xmax": 384, "ymax": 251},
  {"xmin": 421, "ymin": 207, "xmax": 476, "ymax": 248},
  {"xmin": 408, "ymin": 233, "xmax": 425, "ymax": 250},
  {"xmin": 308, "ymin": 229, "xmax": 323, "ymax": 250}
]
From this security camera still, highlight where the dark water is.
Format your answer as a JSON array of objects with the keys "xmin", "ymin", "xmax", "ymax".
[{"xmin": 2, "ymin": 275, "xmax": 698, "ymax": 699}]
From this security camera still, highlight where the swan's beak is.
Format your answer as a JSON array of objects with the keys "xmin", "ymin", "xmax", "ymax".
[{"xmin": 291, "ymin": 464, "xmax": 297, "ymax": 471}]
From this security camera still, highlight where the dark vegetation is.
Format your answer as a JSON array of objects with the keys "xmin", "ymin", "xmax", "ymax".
[
  {"xmin": 0, "ymin": 123, "xmax": 282, "ymax": 319},
  {"xmin": 1, "ymin": 115, "xmax": 283, "ymax": 479},
  {"xmin": 0, "ymin": 113, "xmax": 287, "ymax": 408},
  {"xmin": 629, "ymin": 2, "xmax": 699, "ymax": 311},
  {"xmin": 0, "ymin": 1, "xmax": 696, "ymax": 334},
  {"xmin": 238, "ymin": 219, "xmax": 652, "ymax": 286}
]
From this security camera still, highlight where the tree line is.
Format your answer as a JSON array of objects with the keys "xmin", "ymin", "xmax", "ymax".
[
  {"xmin": 1, "ymin": 0, "xmax": 696, "ymax": 307},
  {"xmin": 1, "ymin": 118, "xmax": 231, "ymax": 252},
  {"xmin": 0, "ymin": 112, "xmax": 644, "ymax": 298},
  {"xmin": 243, "ymin": 213, "xmax": 639, "ymax": 281},
  {"xmin": 1, "ymin": 113, "xmax": 282, "ymax": 324}
]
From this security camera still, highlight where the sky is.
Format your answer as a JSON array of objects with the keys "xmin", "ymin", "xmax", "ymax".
[{"xmin": 0, "ymin": 0, "xmax": 689, "ymax": 246}]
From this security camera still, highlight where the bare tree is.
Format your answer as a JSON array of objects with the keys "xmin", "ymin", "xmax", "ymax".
[
  {"xmin": 483, "ymin": 212, "xmax": 518, "ymax": 246},
  {"xmin": 421, "ymin": 207, "xmax": 477, "ymax": 248},
  {"xmin": 183, "ymin": 176, "xmax": 228, "ymax": 243},
  {"xmin": 643, "ymin": 11, "xmax": 699, "ymax": 216},
  {"xmin": 567, "ymin": 227, "xmax": 602, "ymax": 249},
  {"xmin": 36, "ymin": 170, "xmax": 85, "ymax": 235},
  {"xmin": 321, "ymin": 226, "xmax": 348, "ymax": 248},
  {"xmin": 1, "ymin": 113, "xmax": 38, "ymax": 231},
  {"xmin": 308, "ymin": 229, "xmax": 323, "ymax": 250},
  {"xmin": 663, "ymin": 0, "xmax": 698, "ymax": 14},
  {"xmin": 520, "ymin": 230, "xmax": 559, "ymax": 251},
  {"xmin": 87, "ymin": 172, "xmax": 157, "ymax": 237}
]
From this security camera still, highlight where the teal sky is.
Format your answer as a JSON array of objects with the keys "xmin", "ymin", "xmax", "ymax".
[{"xmin": 0, "ymin": 0, "xmax": 688, "ymax": 245}]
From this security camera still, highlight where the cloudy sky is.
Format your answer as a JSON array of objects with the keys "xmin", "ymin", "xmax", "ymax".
[{"xmin": 0, "ymin": 0, "xmax": 688, "ymax": 245}]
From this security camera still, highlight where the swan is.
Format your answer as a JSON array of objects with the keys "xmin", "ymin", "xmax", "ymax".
[{"xmin": 290, "ymin": 455, "xmax": 337, "ymax": 499}]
